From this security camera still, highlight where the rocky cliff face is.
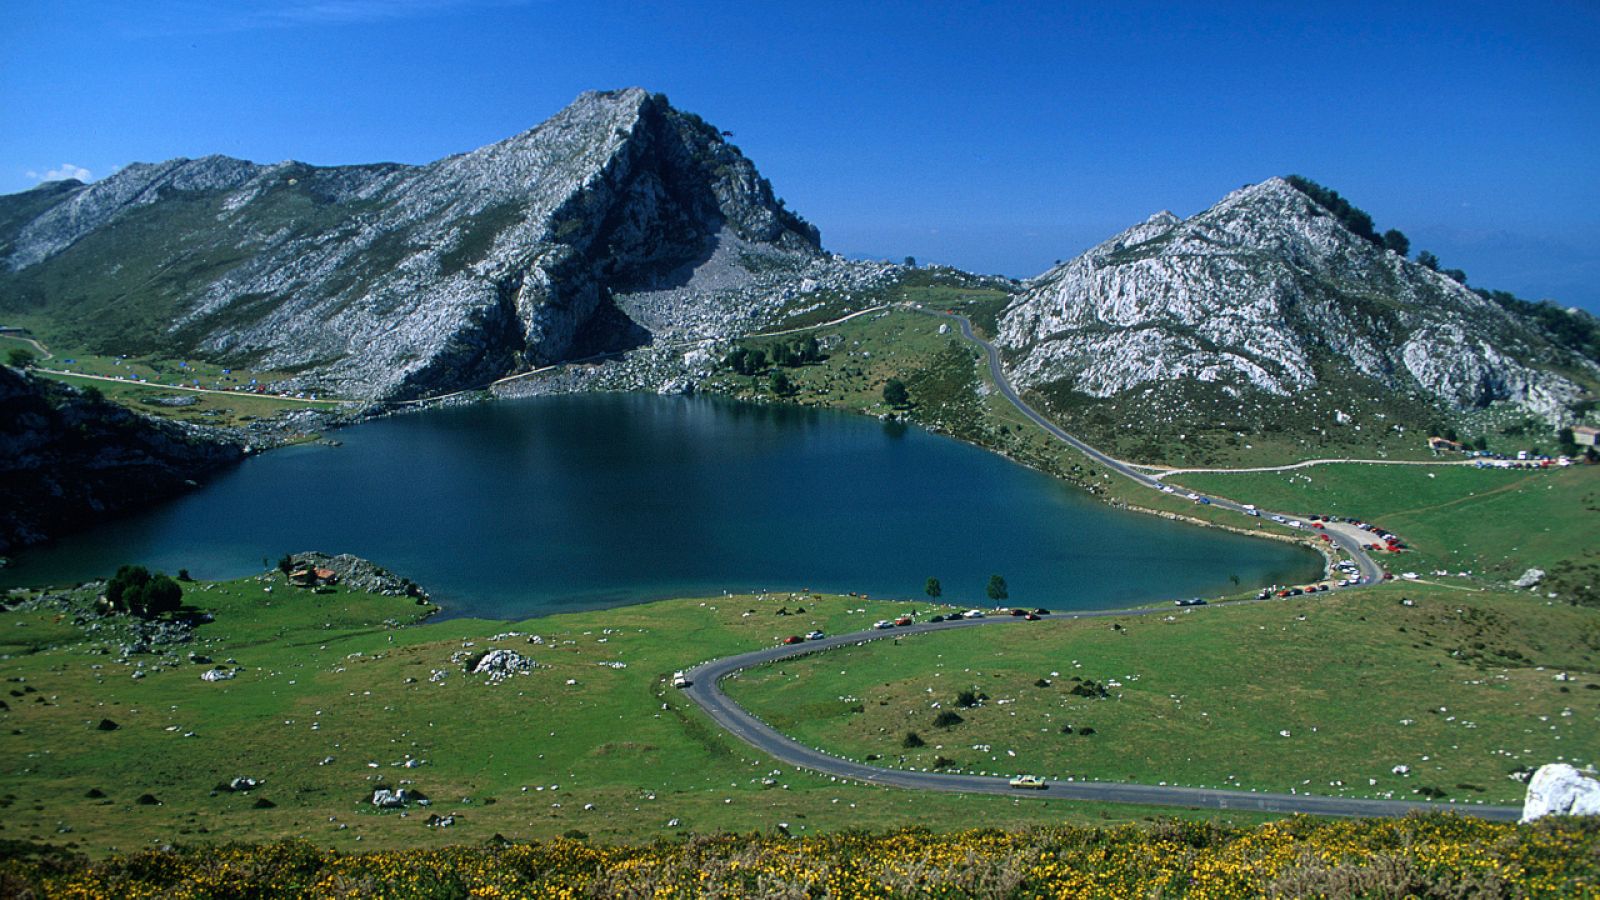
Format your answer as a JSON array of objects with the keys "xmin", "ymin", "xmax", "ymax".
[
  {"xmin": 0, "ymin": 367, "xmax": 245, "ymax": 552},
  {"xmin": 0, "ymin": 89, "xmax": 821, "ymax": 400},
  {"xmin": 997, "ymin": 178, "xmax": 1594, "ymax": 424}
]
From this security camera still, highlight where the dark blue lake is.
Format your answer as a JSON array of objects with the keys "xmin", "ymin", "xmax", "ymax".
[{"xmin": 2, "ymin": 394, "xmax": 1320, "ymax": 617}]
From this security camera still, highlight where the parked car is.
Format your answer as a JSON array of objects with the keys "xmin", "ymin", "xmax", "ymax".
[
  {"xmin": 1175, "ymin": 597, "xmax": 1207, "ymax": 607},
  {"xmin": 1009, "ymin": 608, "xmax": 1027, "ymax": 617},
  {"xmin": 805, "ymin": 630, "xmax": 825, "ymax": 641},
  {"xmin": 873, "ymin": 620, "xmax": 894, "ymax": 630},
  {"xmin": 929, "ymin": 614, "xmax": 945, "ymax": 623},
  {"xmin": 1008, "ymin": 774, "xmax": 1047, "ymax": 789},
  {"xmin": 894, "ymin": 616, "xmax": 913, "ymax": 627},
  {"xmin": 945, "ymin": 612, "xmax": 964, "ymax": 621},
  {"xmin": 1032, "ymin": 608, "xmax": 1051, "ymax": 616},
  {"xmin": 1024, "ymin": 613, "xmax": 1040, "ymax": 621},
  {"xmin": 782, "ymin": 635, "xmax": 804, "ymax": 645},
  {"xmin": 965, "ymin": 610, "xmax": 986, "ymax": 619},
  {"xmin": 671, "ymin": 671, "xmax": 691, "ymax": 688}
]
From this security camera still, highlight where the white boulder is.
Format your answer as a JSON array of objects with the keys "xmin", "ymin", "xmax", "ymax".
[{"xmin": 1521, "ymin": 763, "xmax": 1600, "ymax": 823}]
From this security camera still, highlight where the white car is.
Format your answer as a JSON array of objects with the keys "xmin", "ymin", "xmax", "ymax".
[
  {"xmin": 671, "ymin": 671, "xmax": 691, "ymax": 689},
  {"xmin": 965, "ymin": 609, "xmax": 986, "ymax": 619},
  {"xmin": 805, "ymin": 630, "xmax": 825, "ymax": 641},
  {"xmin": 1008, "ymin": 774, "xmax": 1047, "ymax": 789},
  {"xmin": 873, "ymin": 620, "xmax": 894, "ymax": 630}
]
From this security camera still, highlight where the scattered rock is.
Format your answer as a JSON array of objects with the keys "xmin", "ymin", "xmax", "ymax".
[
  {"xmin": 200, "ymin": 667, "xmax": 236, "ymax": 682},
  {"xmin": 1513, "ymin": 568, "xmax": 1546, "ymax": 589},
  {"xmin": 1521, "ymin": 763, "xmax": 1600, "ymax": 823},
  {"xmin": 425, "ymin": 813, "xmax": 455, "ymax": 828},
  {"xmin": 371, "ymin": 787, "xmax": 429, "ymax": 809}
]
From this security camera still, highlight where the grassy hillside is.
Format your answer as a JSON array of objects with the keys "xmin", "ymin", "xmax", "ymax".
[
  {"xmin": 1168, "ymin": 463, "xmax": 1600, "ymax": 584},
  {"xmin": 728, "ymin": 583, "xmax": 1599, "ymax": 807},
  {"xmin": 0, "ymin": 575, "xmax": 1242, "ymax": 859}
]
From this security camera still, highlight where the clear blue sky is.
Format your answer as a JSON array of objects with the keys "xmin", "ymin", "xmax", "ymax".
[{"xmin": 4, "ymin": 1, "xmax": 1598, "ymax": 309}]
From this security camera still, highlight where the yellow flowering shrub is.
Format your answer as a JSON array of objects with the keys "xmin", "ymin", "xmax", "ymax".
[{"xmin": 2, "ymin": 813, "xmax": 1595, "ymax": 898}]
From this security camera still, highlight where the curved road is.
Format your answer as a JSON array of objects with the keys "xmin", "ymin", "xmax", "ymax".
[
  {"xmin": 675, "ymin": 306, "xmax": 1492, "ymax": 818},
  {"xmin": 682, "ymin": 616, "xmax": 1519, "ymax": 821},
  {"xmin": 916, "ymin": 307, "xmax": 1386, "ymax": 588}
]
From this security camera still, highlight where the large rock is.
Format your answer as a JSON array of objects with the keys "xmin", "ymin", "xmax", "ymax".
[{"xmin": 1521, "ymin": 763, "xmax": 1600, "ymax": 822}]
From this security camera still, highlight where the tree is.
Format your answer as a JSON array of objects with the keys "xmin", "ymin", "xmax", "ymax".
[
  {"xmin": 105, "ymin": 564, "xmax": 182, "ymax": 617},
  {"xmin": 6, "ymin": 348, "xmax": 35, "ymax": 368},
  {"xmin": 1382, "ymin": 229, "xmax": 1410, "ymax": 257},
  {"xmin": 723, "ymin": 347, "xmax": 749, "ymax": 374},
  {"xmin": 1559, "ymin": 427, "xmax": 1578, "ymax": 457},
  {"xmin": 106, "ymin": 565, "xmax": 151, "ymax": 612},
  {"xmin": 1417, "ymin": 250, "xmax": 1441, "ymax": 271},
  {"xmin": 770, "ymin": 371, "xmax": 794, "ymax": 396},
  {"xmin": 1441, "ymin": 267, "xmax": 1467, "ymax": 284},
  {"xmin": 924, "ymin": 577, "xmax": 942, "ymax": 599},
  {"xmin": 986, "ymin": 574, "xmax": 1008, "ymax": 602},
  {"xmin": 903, "ymin": 256, "xmax": 917, "ymax": 268},
  {"xmin": 1443, "ymin": 427, "xmax": 1459, "ymax": 443},
  {"xmin": 142, "ymin": 574, "xmax": 183, "ymax": 615},
  {"xmin": 278, "ymin": 554, "xmax": 295, "ymax": 575},
  {"xmin": 882, "ymin": 378, "xmax": 909, "ymax": 407}
]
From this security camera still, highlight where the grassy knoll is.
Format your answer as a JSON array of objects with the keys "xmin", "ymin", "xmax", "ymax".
[
  {"xmin": 727, "ymin": 583, "xmax": 1600, "ymax": 808},
  {"xmin": 0, "ymin": 576, "xmax": 1259, "ymax": 859},
  {"xmin": 34, "ymin": 371, "xmax": 343, "ymax": 429},
  {"xmin": 4, "ymin": 324, "xmax": 347, "ymax": 426},
  {"xmin": 1169, "ymin": 463, "xmax": 1600, "ymax": 583},
  {"xmin": 6, "ymin": 815, "xmax": 1596, "ymax": 897}
]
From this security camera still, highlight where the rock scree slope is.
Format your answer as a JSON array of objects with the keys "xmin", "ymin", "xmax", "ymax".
[{"xmin": 0, "ymin": 88, "xmax": 820, "ymax": 400}]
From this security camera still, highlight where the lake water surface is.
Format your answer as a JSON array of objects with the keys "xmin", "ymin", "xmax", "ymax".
[{"xmin": 3, "ymin": 394, "xmax": 1321, "ymax": 617}]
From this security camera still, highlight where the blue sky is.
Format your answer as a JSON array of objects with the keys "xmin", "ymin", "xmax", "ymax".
[{"xmin": 4, "ymin": 1, "xmax": 1597, "ymax": 309}]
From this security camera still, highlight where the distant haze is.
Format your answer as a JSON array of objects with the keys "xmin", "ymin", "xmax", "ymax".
[{"xmin": 4, "ymin": 2, "xmax": 1596, "ymax": 310}]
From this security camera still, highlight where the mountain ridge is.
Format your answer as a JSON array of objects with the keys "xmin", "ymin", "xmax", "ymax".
[
  {"xmin": 997, "ymin": 177, "xmax": 1595, "ymax": 432},
  {"xmin": 0, "ymin": 88, "xmax": 822, "ymax": 400}
]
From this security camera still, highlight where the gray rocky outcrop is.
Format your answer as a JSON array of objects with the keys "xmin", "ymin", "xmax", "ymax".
[
  {"xmin": 1521, "ymin": 763, "xmax": 1600, "ymax": 822},
  {"xmin": 997, "ymin": 178, "xmax": 1593, "ymax": 423}
]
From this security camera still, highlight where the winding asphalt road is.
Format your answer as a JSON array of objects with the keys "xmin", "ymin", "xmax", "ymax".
[
  {"xmin": 682, "ymin": 616, "xmax": 1520, "ymax": 821},
  {"xmin": 678, "ymin": 307, "xmax": 1520, "ymax": 819}
]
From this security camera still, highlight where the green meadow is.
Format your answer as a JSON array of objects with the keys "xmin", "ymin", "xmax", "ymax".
[
  {"xmin": 1, "ymin": 577, "xmax": 1256, "ymax": 858},
  {"xmin": 726, "ymin": 583, "xmax": 1599, "ymax": 808}
]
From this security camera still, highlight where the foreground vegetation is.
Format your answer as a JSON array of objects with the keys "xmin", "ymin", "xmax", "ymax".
[{"xmin": 4, "ymin": 814, "xmax": 1595, "ymax": 898}]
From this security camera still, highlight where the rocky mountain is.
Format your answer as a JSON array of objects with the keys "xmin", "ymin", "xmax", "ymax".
[
  {"xmin": 997, "ymin": 178, "xmax": 1597, "ymax": 449},
  {"xmin": 0, "ymin": 88, "xmax": 826, "ymax": 400},
  {"xmin": 0, "ymin": 366, "xmax": 244, "ymax": 552}
]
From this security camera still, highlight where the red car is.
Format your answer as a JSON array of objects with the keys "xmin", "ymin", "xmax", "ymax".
[{"xmin": 782, "ymin": 635, "xmax": 804, "ymax": 645}]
